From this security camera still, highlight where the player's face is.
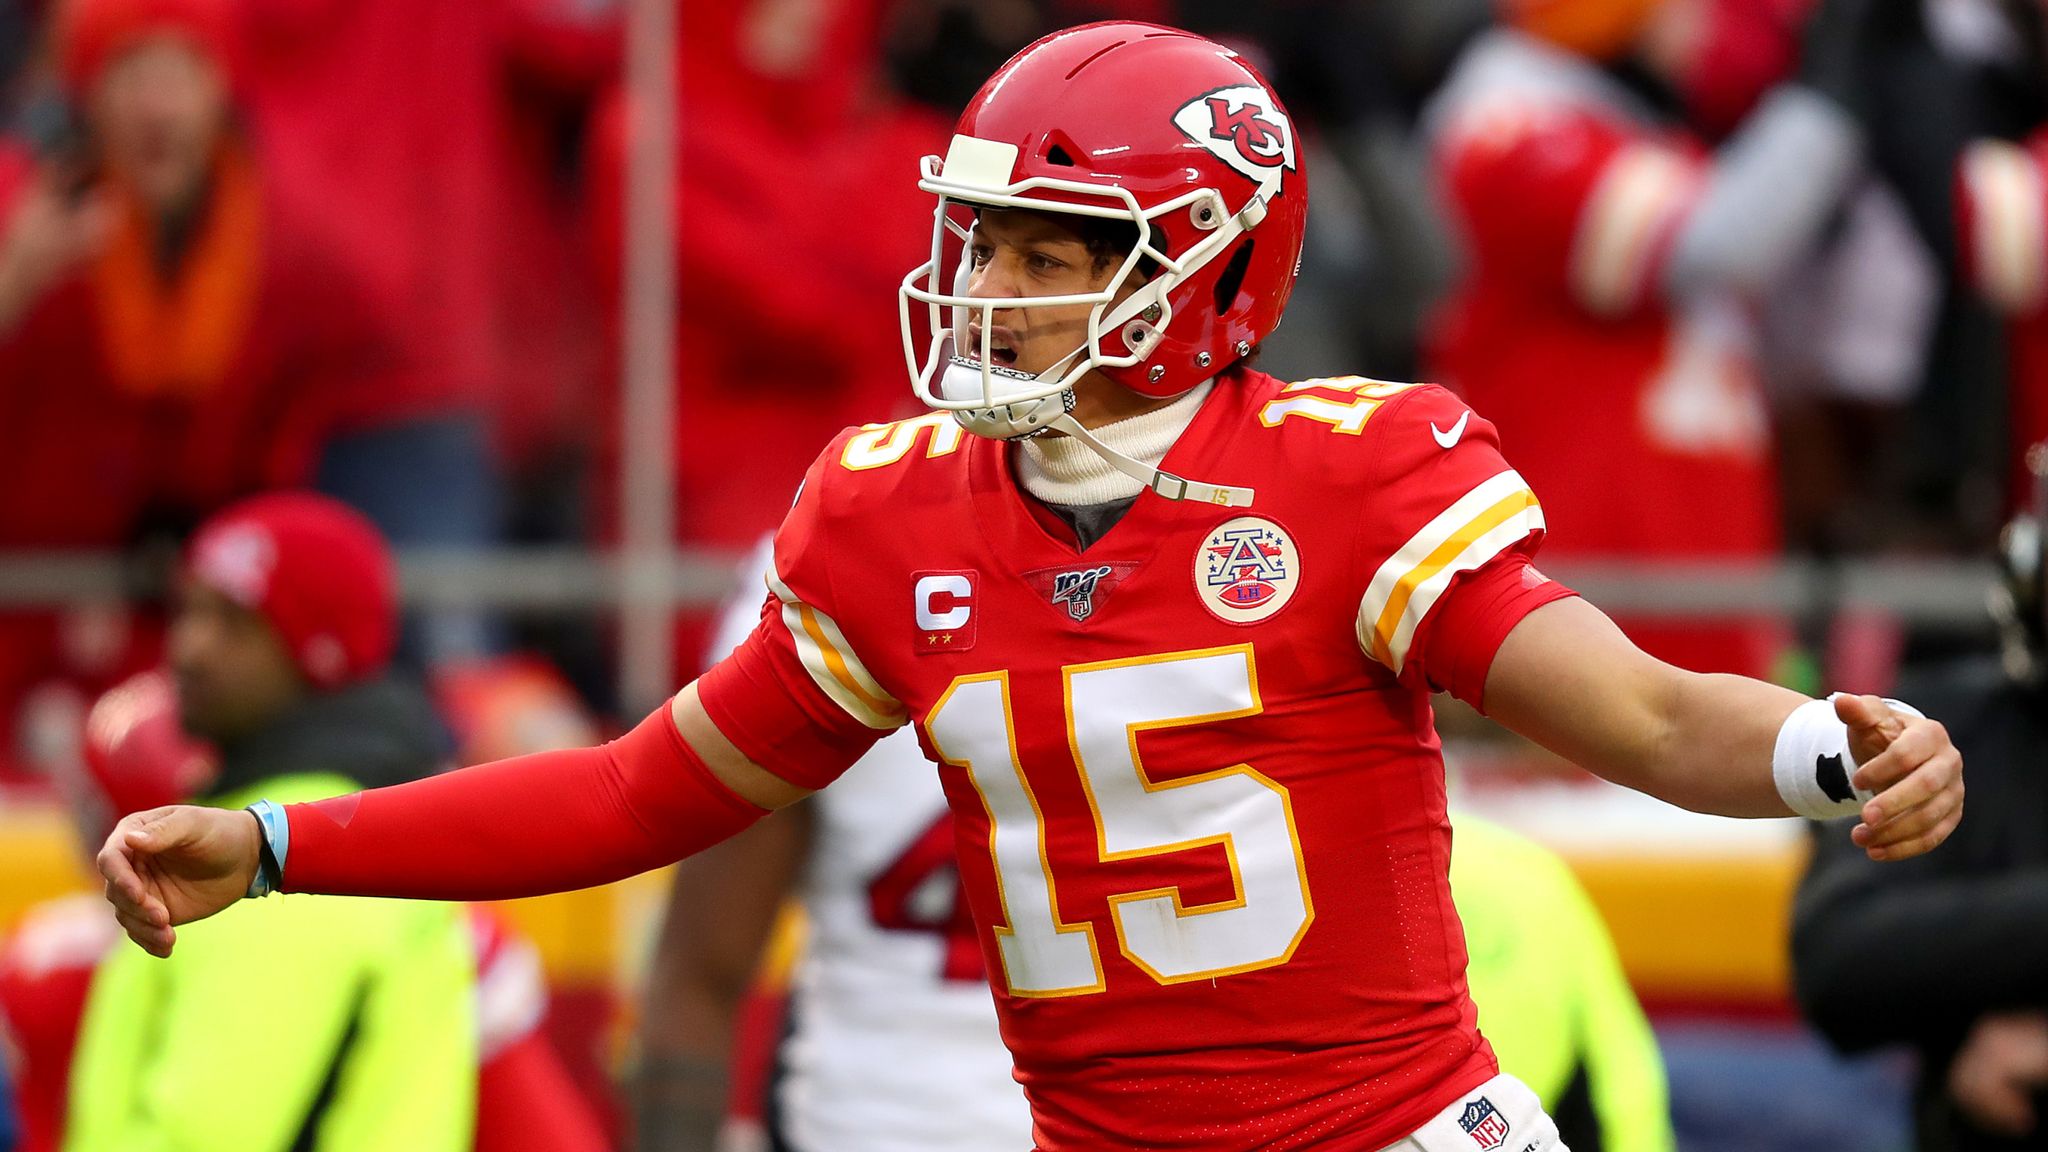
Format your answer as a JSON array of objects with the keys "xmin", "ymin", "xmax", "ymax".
[
  {"xmin": 168, "ymin": 581, "xmax": 305, "ymax": 742},
  {"xmin": 964, "ymin": 208, "xmax": 1142, "ymax": 381},
  {"xmin": 90, "ymin": 37, "xmax": 229, "ymax": 219}
]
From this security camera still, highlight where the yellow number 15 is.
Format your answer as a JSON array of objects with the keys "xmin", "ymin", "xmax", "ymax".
[{"xmin": 923, "ymin": 645, "xmax": 1315, "ymax": 998}]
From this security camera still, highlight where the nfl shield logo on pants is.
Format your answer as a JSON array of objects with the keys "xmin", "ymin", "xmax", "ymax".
[{"xmin": 1458, "ymin": 1097, "xmax": 1511, "ymax": 1151}]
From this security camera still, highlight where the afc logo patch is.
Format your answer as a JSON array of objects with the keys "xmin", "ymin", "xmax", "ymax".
[
  {"xmin": 1172, "ymin": 84, "xmax": 1296, "ymax": 190},
  {"xmin": 912, "ymin": 571, "xmax": 977, "ymax": 654},
  {"xmin": 1195, "ymin": 516, "xmax": 1300, "ymax": 624},
  {"xmin": 1458, "ymin": 1097, "xmax": 1511, "ymax": 1151}
]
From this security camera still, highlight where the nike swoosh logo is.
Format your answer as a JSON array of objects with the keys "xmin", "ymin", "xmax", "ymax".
[{"xmin": 1431, "ymin": 411, "xmax": 1470, "ymax": 449}]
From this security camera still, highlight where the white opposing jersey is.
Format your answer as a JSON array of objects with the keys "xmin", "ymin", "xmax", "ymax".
[{"xmin": 711, "ymin": 540, "xmax": 1033, "ymax": 1152}]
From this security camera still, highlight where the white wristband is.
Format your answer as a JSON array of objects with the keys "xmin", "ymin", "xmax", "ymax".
[{"xmin": 1771, "ymin": 694, "xmax": 1924, "ymax": 820}]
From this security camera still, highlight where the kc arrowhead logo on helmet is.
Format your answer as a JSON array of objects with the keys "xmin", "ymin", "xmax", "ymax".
[{"xmin": 1174, "ymin": 86, "xmax": 1296, "ymax": 191}]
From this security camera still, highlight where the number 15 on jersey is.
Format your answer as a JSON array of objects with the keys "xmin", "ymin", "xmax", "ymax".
[{"xmin": 923, "ymin": 645, "xmax": 1315, "ymax": 998}]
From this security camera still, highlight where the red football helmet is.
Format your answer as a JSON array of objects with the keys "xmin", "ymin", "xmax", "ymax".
[
  {"xmin": 73, "ymin": 671, "xmax": 216, "ymax": 838},
  {"xmin": 899, "ymin": 22, "xmax": 1307, "ymax": 490}
]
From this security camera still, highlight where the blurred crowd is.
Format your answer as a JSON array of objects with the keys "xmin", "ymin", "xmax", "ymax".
[{"xmin": 1, "ymin": 0, "xmax": 2043, "ymax": 761}]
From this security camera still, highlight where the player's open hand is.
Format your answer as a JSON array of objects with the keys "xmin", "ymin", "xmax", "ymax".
[
  {"xmin": 1839, "ymin": 693, "xmax": 1964, "ymax": 862},
  {"xmin": 96, "ymin": 804, "xmax": 262, "ymax": 958}
]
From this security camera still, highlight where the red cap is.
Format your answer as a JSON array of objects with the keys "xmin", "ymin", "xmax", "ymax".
[
  {"xmin": 185, "ymin": 492, "xmax": 398, "ymax": 690},
  {"xmin": 81, "ymin": 670, "xmax": 217, "ymax": 819},
  {"xmin": 58, "ymin": 0, "xmax": 239, "ymax": 94}
]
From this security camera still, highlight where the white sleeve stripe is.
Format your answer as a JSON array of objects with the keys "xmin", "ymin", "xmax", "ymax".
[
  {"xmin": 1363, "ymin": 502, "xmax": 1546, "ymax": 674},
  {"xmin": 767, "ymin": 572, "xmax": 906, "ymax": 730},
  {"xmin": 1362, "ymin": 469, "xmax": 1530, "ymax": 618},
  {"xmin": 1570, "ymin": 145, "xmax": 1693, "ymax": 316},
  {"xmin": 1963, "ymin": 141, "xmax": 2046, "ymax": 313}
]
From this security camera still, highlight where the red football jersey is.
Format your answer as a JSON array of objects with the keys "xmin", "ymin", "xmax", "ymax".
[{"xmin": 698, "ymin": 372, "xmax": 1576, "ymax": 1150}]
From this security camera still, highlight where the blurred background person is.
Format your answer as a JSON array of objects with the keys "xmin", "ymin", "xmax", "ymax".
[
  {"xmin": 2, "ymin": 685, "xmax": 610, "ymax": 1150},
  {"xmin": 1793, "ymin": 444, "xmax": 2048, "ymax": 1152},
  {"xmin": 0, "ymin": 670, "xmax": 192, "ymax": 1152},
  {"xmin": 584, "ymin": 0, "xmax": 1001, "ymax": 675},
  {"xmin": 228, "ymin": 0, "xmax": 622, "ymax": 667},
  {"xmin": 632, "ymin": 536, "xmax": 1034, "ymax": 1152},
  {"xmin": 0, "ymin": 0, "xmax": 413, "ymax": 777},
  {"xmin": 1423, "ymin": 0, "xmax": 1907, "ymax": 679},
  {"xmin": 0, "ymin": 707, "xmax": 619, "ymax": 1152},
  {"xmin": 1852, "ymin": 0, "xmax": 2048, "ymax": 550},
  {"xmin": 1959, "ymin": 113, "xmax": 2048, "ymax": 514},
  {"xmin": 62, "ymin": 492, "xmax": 477, "ymax": 1151}
]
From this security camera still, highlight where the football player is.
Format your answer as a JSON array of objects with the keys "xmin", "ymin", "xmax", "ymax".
[
  {"xmin": 98, "ymin": 23, "xmax": 1962, "ymax": 1152},
  {"xmin": 632, "ymin": 541, "xmax": 1673, "ymax": 1152}
]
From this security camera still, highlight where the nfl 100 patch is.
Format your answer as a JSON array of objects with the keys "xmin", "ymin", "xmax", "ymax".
[{"xmin": 1024, "ymin": 561, "xmax": 1140, "ymax": 624}]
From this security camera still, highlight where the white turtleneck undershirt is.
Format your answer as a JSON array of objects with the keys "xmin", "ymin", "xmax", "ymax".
[{"xmin": 1015, "ymin": 380, "xmax": 1215, "ymax": 507}]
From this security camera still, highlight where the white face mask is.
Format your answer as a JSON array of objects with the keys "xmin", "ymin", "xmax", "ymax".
[{"xmin": 897, "ymin": 134, "xmax": 1260, "ymax": 507}]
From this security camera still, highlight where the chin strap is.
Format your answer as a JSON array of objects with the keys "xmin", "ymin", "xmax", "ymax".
[{"xmin": 1044, "ymin": 413, "xmax": 1255, "ymax": 508}]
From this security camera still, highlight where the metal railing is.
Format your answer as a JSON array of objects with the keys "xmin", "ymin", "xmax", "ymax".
[{"xmin": 0, "ymin": 550, "xmax": 1999, "ymax": 623}]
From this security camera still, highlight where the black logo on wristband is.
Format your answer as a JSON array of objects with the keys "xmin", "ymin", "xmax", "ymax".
[{"xmin": 1816, "ymin": 753, "xmax": 1854, "ymax": 803}]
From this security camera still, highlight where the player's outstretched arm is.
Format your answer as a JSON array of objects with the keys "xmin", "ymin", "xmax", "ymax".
[
  {"xmin": 98, "ymin": 683, "xmax": 815, "ymax": 957},
  {"xmin": 1484, "ymin": 597, "xmax": 1963, "ymax": 860}
]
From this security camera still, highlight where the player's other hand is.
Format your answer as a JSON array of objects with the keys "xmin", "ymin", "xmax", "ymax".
[
  {"xmin": 1839, "ymin": 693, "xmax": 1964, "ymax": 861},
  {"xmin": 96, "ymin": 805, "xmax": 262, "ymax": 958}
]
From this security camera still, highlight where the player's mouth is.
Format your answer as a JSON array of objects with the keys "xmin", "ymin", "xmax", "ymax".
[{"xmin": 967, "ymin": 324, "xmax": 1022, "ymax": 369}]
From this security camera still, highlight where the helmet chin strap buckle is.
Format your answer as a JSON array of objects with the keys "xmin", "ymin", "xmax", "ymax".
[{"xmin": 1049, "ymin": 414, "xmax": 1256, "ymax": 508}]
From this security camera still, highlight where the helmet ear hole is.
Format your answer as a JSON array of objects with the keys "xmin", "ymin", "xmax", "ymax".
[
  {"xmin": 1213, "ymin": 241, "xmax": 1254, "ymax": 316},
  {"xmin": 1046, "ymin": 144, "xmax": 1077, "ymax": 167}
]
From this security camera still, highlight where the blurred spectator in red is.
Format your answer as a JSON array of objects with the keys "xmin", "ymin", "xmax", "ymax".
[
  {"xmin": 1422, "ymin": 0, "xmax": 1892, "ymax": 677},
  {"xmin": 0, "ymin": 0, "xmax": 409, "ymax": 775},
  {"xmin": 490, "ymin": 1, "xmax": 619, "ymax": 535},
  {"xmin": 232, "ymin": 0, "xmax": 622, "ymax": 663},
  {"xmin": 1961, "ymin": 132, "xmax": 2048, "ymax": 509},
  {"xmin": 587, "ymin": 0, "xmax": 1007, "ymax": 668},
  {"xmin": 1679, "ymin": 0, "xmax": 1942, "ymax": 562}
]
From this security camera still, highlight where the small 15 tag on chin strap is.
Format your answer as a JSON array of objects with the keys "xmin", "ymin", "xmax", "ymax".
[{"xmin": 1151, "ymin": 470, "xmax": 1255, "ymax": 507}]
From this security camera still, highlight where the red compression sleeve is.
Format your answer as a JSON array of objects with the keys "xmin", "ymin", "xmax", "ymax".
[
  {"xmin": 280, "ymin": 705, "xmax": 766, "ymax": 900},
  {"xmin": 1413, "ymin": 557, "xmax": 1579, "ymax": 713}
]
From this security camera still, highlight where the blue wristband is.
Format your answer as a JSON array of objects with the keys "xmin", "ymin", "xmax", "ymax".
[{"xmin": 244, "ymin": 800, "xmax": 289, "ymax": 898}]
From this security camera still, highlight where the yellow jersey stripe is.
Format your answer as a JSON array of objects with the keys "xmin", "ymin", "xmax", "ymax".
[
  {"xmin": 767, "ymin": 572, "xmax": 905, "ymax": 730},
  {"xmin": 1367, "ymin": 489, "xmax": 1539, "ymax": 666}
]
